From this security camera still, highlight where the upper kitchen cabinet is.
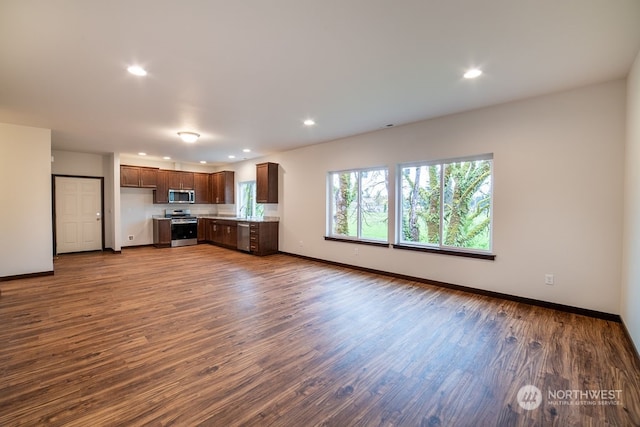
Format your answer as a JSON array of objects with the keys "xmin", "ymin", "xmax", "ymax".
[
  {"xmin": 154, "ymin": 170, "xmax": 169, "ymax": 203},
  {"xmin": 167, "ymin": 171, "xmax": 194, "ymax": 190},
  {"xmin": 120, "ymin": 165, "xmax": 158, "ymax": 188},
  {"xmin": 211, "ymin": 171, "xmax": 234, "ymax": 204},
  {"xmin": 194, "ymin": 173, "xmax": 210, "ymax": 204},
  {"xmin": 256, "ymin": 162, "xmax": 278, "ymax": 203}
]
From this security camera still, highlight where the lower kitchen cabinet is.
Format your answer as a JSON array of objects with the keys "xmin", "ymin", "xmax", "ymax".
[
  {"xmin": 205, "ymin": 219, "xmax": 221, "ymax": 244},
  {"xmin": 249, "ymin": 222, "xmax": 279, "ymax": 255},
  {"xmin": 202, "ymin": 218, "xmax": 278, "ymax": 255},
  {"xmin": 205, "ymin": 219, "xmax": 235, "ymax": 248},
  {"xmin": 221, "ymin": 222, "xmax": 237, "ymax": 249},
  {"xmin": 197, "ymin": 218, "xmax": 206, "ymax": 243},
  {"xmin": 152, "ymin": 219, "xmax": 171, "ymax": 247}
]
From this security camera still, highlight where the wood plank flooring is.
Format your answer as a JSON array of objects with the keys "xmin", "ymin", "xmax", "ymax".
[{"xmin": 1, "ymin": 245, "xmax": 639, "ymax": 426}]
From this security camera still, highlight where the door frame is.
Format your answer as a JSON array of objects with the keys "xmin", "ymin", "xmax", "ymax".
[{"xmin": 52, "ymin": 174, "xmax": 105, "ymax": 256}]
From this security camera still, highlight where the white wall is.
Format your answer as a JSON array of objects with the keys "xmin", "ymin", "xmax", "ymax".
[
  {"xmin": 232, "ymin": 80, "xmax": 626, "ymax": 315},
  {"xmin": 51, "ymin": 149, "xmax": 105, "ymax": 176},
  {"xmin": 0, "ymin": 123, "xmax": 53, "ymax": 277},
  {"xmin": 622, "ymin": 50, "xmax": 640, "ymax": 353}
]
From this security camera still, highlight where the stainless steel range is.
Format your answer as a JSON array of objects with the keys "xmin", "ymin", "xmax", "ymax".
[{"xmin": 165, "ymin": 209, "xmax": 197, "ymax": 247}]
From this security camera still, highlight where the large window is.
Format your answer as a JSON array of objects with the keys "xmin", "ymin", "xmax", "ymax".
[
  {"xmin": 238, "ymin": 181, "xmax": 264, "ymax": 218},
  {"xmin": 327, "ymin": 168, "xmax": 388, "ymax": 242},
  {"xmin": 399, "ymin": 155, "xmax": 493, "ymax": 253}
]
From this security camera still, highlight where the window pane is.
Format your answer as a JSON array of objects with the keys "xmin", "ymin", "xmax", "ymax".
[
  {"xmin": 331, "ymin": 171, "xmax": 358, "ymax": 237},
  {"xmin": 400, "ymin": 165, "xmax": 441, "ymax": 245},
  {"xmin": 442, "ymin": 160, "xmax": 492, "ymax": 250},
  {"xmin": 238, "ymin": 181, "xmax": 256, "ymax": 218},
  {"xmin": 360, "ymin": 169, "xmax": 388, "ymax": 241}
]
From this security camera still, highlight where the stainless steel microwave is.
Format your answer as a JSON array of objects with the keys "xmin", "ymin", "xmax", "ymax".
[{"xmin": 168, "ymin": 189, "xmax": 195, "ymax": 204}]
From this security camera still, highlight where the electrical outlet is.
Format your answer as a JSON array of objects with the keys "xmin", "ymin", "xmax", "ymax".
[
  {"xmin": 354, "ymin": 247, "xmax": 359, "ymax": 256},
  {"xmin": 128, "ymin": 235, "xmax": 134, "ymax": 241},
  {"xmin": 545, "ymin": 274, "xmax": 554, "ymax": 285},
  {"xmin": 299, "ymin": 240, "xmax": 303, "ymax": 247}
]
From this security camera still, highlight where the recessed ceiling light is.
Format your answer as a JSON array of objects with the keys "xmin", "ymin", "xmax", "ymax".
[
  {"xmin": 243, "ymin": 148, "xmax": 251, "ymax": 153},
  {"xmin": 200, "ymin": 160, "xmax": 207, "ymax": 164},
  {"xmin": 228, "ymin": 155, "xmax": 236, "ymax": 159},
  {"xmin": 463, "ymin": 68, "xmax": 482, "ymax": 79},
  {"xmin": 303, "ymin": 119, "xmax": 315, "ymax": 126},
  {"xmin": 138, "ymin": 152, "xmax": 147, "ymax": 156},
  {"xmin": 127, "ymin": 65, "xmax": 147, "ymax": 76},
  {"xmin": 177, "ymin": 131, "xmax": 200, "ymax": 143},
  {"xmin": 163, "ymin": 156, "xmax": 171, "ymax": 160}
]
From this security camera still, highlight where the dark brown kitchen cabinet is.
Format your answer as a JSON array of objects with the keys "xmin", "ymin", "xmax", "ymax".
[
  {"xmin": 120, "ymin": 165, "xmax": 158, "ymax": 188},
  {"xmin": 204, "ymin": 218, "xmax": 278, "ymax": 255},
  {"xmin": 210, "ymin": 171, "xmax": 234, "ymax": 204},
  {"xmin": 205, "ymin": 220, "xmax": 214, "ymax": 242},
  {"xmin": 197, "ymin": 218, "xmax": 206, "ymax": 243},
  {"xmin": 205, "ymin": 219, "xmax": 236, "ymax": 249},
  {"xmin": 256, "ymin": 162, "xmax": 278, "ymax": 203},
  {"xmin": 221, "ymin": 221, "xmax": 237, "ymax": 249},
  {"xmin": 206, "ymin": 220, "xmax": 223, "ymax": 244},
  {"xmin": 153, "ymin": 170, "xmax": 169, "ymax": 203},
  {"xmin": 249, "ymin": 222, "xmax": 279, "ymax": 255},
  {"xmin": 152, "ymin": 219, "xmax": 171, "ymax": 247},
  {"xmin": 167, "ymin": 171, "xmax": 194, "ymax": 190},
  {"xmin": 194, "ymin": 173, "xmax": 210, "ymax": 204}
]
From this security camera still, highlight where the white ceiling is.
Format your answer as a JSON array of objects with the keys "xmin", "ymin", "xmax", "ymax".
[{"xmin": 1, "ymin": 0, "xmax": 639, "ymax": 166}]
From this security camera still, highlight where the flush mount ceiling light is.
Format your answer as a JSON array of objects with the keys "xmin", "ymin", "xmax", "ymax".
[
  {"xmin": 177, "ymin": 131, "xmax": 200, "ymax": 143},
  {"xmin": 463, "ymin": 68, "xmax": 483, "ymax": 79},
  {"xmin": 127, "ymin": 65, "xmax": 147, "ymax": 76},
  {"xmin": 303, "ymin": 119, "xmax": 315, "ymax": 126}
]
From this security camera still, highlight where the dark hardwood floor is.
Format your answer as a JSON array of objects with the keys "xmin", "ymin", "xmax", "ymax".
[{"xmin": 1, "ymin": 245, "xmax": 639, "ymax": 426}]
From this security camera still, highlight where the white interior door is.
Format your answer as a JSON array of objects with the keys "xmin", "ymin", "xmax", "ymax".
[{"xmin": 55, "ymin": 176, "xmax": 103, "ymax": 254}]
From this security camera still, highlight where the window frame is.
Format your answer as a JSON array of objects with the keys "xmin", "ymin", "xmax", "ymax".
[
  {"xmin": 396, "ymin": 154, "xmax": 494, "ymax": 257},
  {"xmin": 326, "ymin": 166, "xmax": 389, "ymax": 244}
]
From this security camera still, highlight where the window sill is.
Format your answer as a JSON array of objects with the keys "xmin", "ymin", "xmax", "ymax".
[
  {"xmin": 392, "ymin": 244, "xmax": 496, "ymax": 260},
  {"xmin": 323, "ymin": 237, "xmax": 495, "ymax": 260},
  {"xmin": 324, "ymin": 236, "xmax": 390, "ymax": 248}
]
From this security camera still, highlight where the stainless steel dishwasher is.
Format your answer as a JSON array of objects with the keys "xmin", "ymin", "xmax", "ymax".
[{"xmin": 237, "ymin": 222, "xmax": 250, "ymax": 252}]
